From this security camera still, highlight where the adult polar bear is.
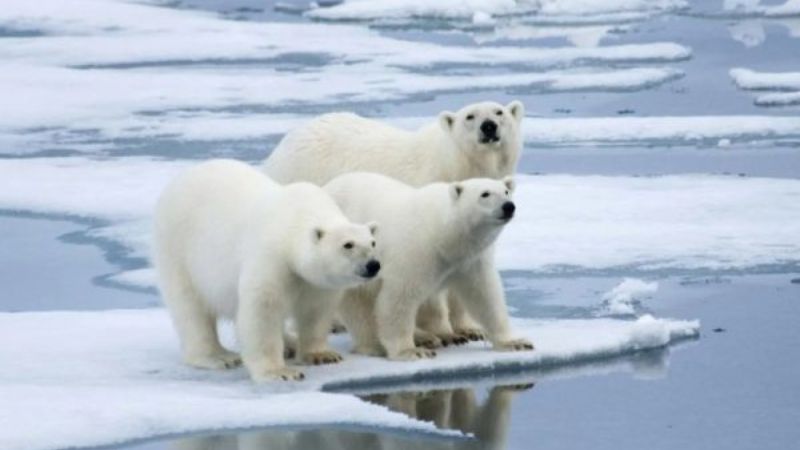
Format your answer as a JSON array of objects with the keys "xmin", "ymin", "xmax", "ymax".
[
  {"xmin": 263, "ymin": 100, "xmax": 525, "ymax": 345},
  {"xmin": 153, "ymin": 160, "xmax": 380, "ymax": 382}
]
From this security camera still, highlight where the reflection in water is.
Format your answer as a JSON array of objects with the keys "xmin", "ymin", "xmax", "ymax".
[
  {"xmin": 168, "ymin": 385, "xmax": 529, "ymax": 450},
  {"xmin": 158, "ymin": 346, "xmax": 674, "ymax": 450}
]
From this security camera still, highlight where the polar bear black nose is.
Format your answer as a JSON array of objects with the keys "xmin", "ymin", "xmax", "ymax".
[
  {"xmin": 502, "ymin": 201, "xmax": 515, "ymax": 219},
  {"xmin": 365, "ymin": 260, "xmax": 381, "ymax": 278},
  {"xmin": 480, "ymin": 120, "xmax": 498, "ymax": 136}
]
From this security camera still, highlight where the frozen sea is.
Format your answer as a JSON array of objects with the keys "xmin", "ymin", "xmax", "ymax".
[{"xmin": 1, "ymin": 0, "xmax": 799, "ymax": 449}]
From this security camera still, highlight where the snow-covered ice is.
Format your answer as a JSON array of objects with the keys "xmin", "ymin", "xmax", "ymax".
[
  {"xmin": 723, "ymin": 0, "xmax": 800, "ymax": 17},
  {"xmin": 0, "ymin": 308, "xmax": 698, "ymax": 450},
  {"xmin": 601, "ymin": 278, "xmax": 660, "ymax": 315},
  {"xmin": 305, "ymin": 0, "xmax": 686, "ymax": 21},
  {"xmin": 730, "ymin": 68, "xmax": 800, "ymax": 107},
  {"xmin": 1, "ymin": 157, "xmax": 799, "ymax": 290}
]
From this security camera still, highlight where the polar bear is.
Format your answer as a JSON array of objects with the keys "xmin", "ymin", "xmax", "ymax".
[
  {"xmin": 153, "ymin": 159, "xmax": 380, "ymax": 382},
  {"xmin": 264, "ymin": 101, "xmax": 525, "ymax": 342},
  {"xmin": 324, "ymin": 172, "xmax": 533, "ymax": 360}
]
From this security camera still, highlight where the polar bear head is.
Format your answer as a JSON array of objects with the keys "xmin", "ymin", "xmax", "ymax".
[
  {"xmin": 297, "ymin": 221, "xmax": 380, "ymax": 289},
  {"xmin": 450, "ymin": 176, "xmax": 516, "ymax": 228},
  {"xmin": 438, "ymin": 100, "xmax": 524, "ymax": 161}
]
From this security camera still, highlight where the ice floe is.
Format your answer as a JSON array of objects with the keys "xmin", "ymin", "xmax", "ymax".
[
  {"xmin": 1, "ymin": 157, "xmax": 799, "ymax": 286},
  {"xmin": 305, "ymin": 0, "xmax": 686, "ymax": 21},
  {"xmin": 730, "ymin": 68, "xmax": 800, "ymax": 107},
  {"xmin": 600, "ymin": 278, "xmax": 659, "ymax": 315},
  {"xmin": 723, "ymin": 0, "xmax": 800, "ymax": 17},
  {"xmin": 0, "ymin": 308, "xmax": 698, "ymax": 450}
]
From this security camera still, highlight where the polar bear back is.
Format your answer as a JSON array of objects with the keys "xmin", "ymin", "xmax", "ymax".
[
  {"xmin": 152, "ymin": 160, "xmax": 343, "ymax": 316},
  {"xmin": 265, "ymin": 112, "xmax": 456, "ymax": 186}
]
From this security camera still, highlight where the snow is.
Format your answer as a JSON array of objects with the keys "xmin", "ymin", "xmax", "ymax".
[
  {"xmin": 522, "ymin": 115, "xmax": 800, "ymax": 144},
  {"xmin": 305, "ymin": 0, "xmax": 685, "ymax": 21},
  {"xmin": 0, "ymin": 308, "xmax": 699, "ymax": 450},
  {"xmin": 730, "ymin": 68, "xmax": 800, "ymax": 107},
  {"xmin": 0, "ymin": 0, "xmax": 691, "ymax": 147},
  {"xmin": 730, "ymin": 68, "xmax": 800, "ymax": 90},
  {"xmin": 724, "ymin": 0, "xmax": 800, "ymax": 17},
  {"xmin": 1, "ymin": 158, "xmax": 799, "ymax": 283},
  {"xmin": 601, "ymin": 278, "xmax": 660, "ymax": 315}
]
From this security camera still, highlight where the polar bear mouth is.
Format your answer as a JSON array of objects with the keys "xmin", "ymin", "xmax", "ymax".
[{"xmin": 479, "ymin": 134, "xmax": 501, "ymax": 144}]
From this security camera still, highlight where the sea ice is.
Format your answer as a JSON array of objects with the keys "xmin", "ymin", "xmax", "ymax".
[
  {"xmin": 0, "ymin": 308, "xmax": 699, "ymax": 450},
  {"xmin": 600, "ymin": 278, "xmax": 659, "ymax": 315}
]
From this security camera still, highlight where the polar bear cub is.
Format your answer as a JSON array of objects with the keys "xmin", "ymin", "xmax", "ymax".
[
  {"xmin": 153, "ymin": 159, "xmax": 380, "ymax": 382},
  {"xmin": 324, "ymin": 172, "xmax": 533, "ymax": 360}
]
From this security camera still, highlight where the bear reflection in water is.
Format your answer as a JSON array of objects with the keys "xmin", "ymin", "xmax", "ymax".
[{"xmin": 170, "ymin": 385, "xmax": 531, "ymax": 450}]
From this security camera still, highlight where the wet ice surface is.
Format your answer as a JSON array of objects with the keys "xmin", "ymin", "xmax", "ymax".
[{"xmin": 1, "ymin": 0, "xmax": 800, "ymax": 449}]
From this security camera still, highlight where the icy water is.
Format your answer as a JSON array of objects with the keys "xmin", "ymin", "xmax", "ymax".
[{"xmin": 2, "ymin": 0, "xmax": 800, "ymax": 449}]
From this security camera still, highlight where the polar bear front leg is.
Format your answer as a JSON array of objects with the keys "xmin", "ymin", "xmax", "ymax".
[
  {"xmin": 237, "ymin": 276, "xmax": 304, "ymax": 382},
  {"xmin": 338, "ymin": 286, "xmax": 385, "ymax": 356},
  {"xmin": 376, "ymin": 284, "xmax": 436, "ymax": 360},
  {"xmin": 449, "ymin": 258, "xmax": 534, "ymax": 352},
  {"xmin": 416, "ymin": 291, "xmax": 468, "ymax": 347},
  {"xmin": 293, "ymin": 287, "xmax": 343, "ymax": 365}
]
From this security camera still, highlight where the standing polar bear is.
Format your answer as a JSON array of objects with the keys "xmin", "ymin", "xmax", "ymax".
[
  {"xmin": 324, "ymin": 172, "xmax": 533, "ymax": 360},
  {"xmin": 153, "ymin": 160, "xmax": 380, "ymax": 382},
  {"xmin": 264, "ymin": 100, "xmax": 525, "ymax": 343}
]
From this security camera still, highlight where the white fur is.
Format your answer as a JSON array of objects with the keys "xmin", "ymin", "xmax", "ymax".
[
  {"xmin": 263, "ymin": 101, "xmax": 524, "ymax": 185},
  {"xmin": 324, "ymin": 173, "xmax": 532, "ymax": 360},
  {"xmin": 263, "ymin": 100, "xmax": 525, "ymax": 339},
  {"xmin": 153, "ymin": 159, "xmax": 379, "ymax": 382}
]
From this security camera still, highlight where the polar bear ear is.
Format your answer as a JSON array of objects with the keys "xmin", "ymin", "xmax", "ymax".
[
  {"xmin": 367, "ymin": 221, "xmax": 379, "ymax": 236},
  {"xmin": 439, "ymin": 111, "xmax": 457, "ymax": 132},
  {"xmin": 313, "ymin": 227, "xmax": 325, "ymax": 242},
  {"xmin": 507, "ymin": 100, "xmax": 524, "ymax": 122},
  {"xmin": 450, "ymin": 183, "xmax": 464, "ymax": 200},
  {"xmin": 503, "ymin": 175, "xmax": 516, "ymax": 192}
]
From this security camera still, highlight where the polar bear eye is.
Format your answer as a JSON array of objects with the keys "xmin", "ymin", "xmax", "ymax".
[
  {"xmin": 343, "ymin": 242, "xmax": 354, "ymax": 250},
  {"xmin": 496, "ymin": 110, "xmax": 503, "ymax": 116},
  {"xmin": 466, "ymin": 114, "xmax": 475, "ymax": 121},
  {"xmin": 481, "ymin": 191, "xmax": 490, "ymax": 198},
  {"xmin": 371, "ymin": 241, "xmax": 376, "ymax": 248},
  {"xmin": 505, "ymin": 190, "xmax": 509, "ymax": 195}
]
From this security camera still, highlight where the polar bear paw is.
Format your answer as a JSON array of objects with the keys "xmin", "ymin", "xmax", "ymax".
[
  {"xmin": 301, "ymin": 350, "xmax": 343, "ymax": 365},
  {"xmin": 454, "ymin": 327, "xmax": 485, "ymax": 342},
  {"xmin": 437, "ymin": 333, "xmax": 470, "ymax": 347},
  {"xmin": 414, "ymin": 330, "xmax": 443, "ymax": 349},
  {"xmin": 252, "ymin": 367, "xmax": 306, "ymax": 382},
  {"xmin": 495, "ymin": 338, "xmax": 534, "ymax": 352},
  {"xmin": 391, "ymin": 348, "xmax": 437, "ymax": 361},
  {"xmin": 185, "ymin": 350, "xmax": 242, "ymax": 370}
]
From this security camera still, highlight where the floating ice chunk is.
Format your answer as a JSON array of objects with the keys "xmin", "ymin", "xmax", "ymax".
[
  {"xmin": 472, "ymin": 11, "xmax": 496, "ymax": 26},
  {"xmin": 600, "ymin": 278, "xmax": 659, "ymax": 315},
  {"xmin": 754, "ymin": 91, "xmax": 800, "ymax": 106},
  {"xmin": 730, "ymin": 68, "xmax": 800, "ymax": 107},
  {"xmin": 723, "ymin": 0, "xmax": 800, "ymax": 17},
  {"xmin": 307, "ymin": 0, "xmax": 537, "ymax": 20},
  {"xmin": 306, "ymin": 0, "xmax": 685, "ymax": 20},
  {"xmin": 730, "ymin": 68, "xmax": 800, "ymax": 90},
  {"xmin": 0, "ymin": 308, "xmax": 698, "ymax": 450},
  {"xmin": 522, "ymin": 115, "xmax": 800, "ymax": 144}
]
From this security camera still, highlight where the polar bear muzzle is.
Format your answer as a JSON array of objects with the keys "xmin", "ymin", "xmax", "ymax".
[
  {"xmin": 501, "ymin": 201, "xmax": 516, "ymax": 221},
  {"xmin": 479, "ymin": 119, "xmax": 500, "ymax": 144},
  {"xmin": 361, "ymin": 259, "xmax": 381, "ymax": 278}
]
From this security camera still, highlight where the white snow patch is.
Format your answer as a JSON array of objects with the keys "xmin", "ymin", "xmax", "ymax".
[
  {"xmin": 306, "ymin": 0, "xmax": 685, "ymax": 20},
  {"xmin": 730, "ymin": 68, "xmax": 800, "ymax": 107},
  {"xmin": 600, "ymin": 278, "xmax": 659, "ymax": 315},
  {"xmin": 724, "ymin": 0, "xmax": 800, "ymax": 17},
  {"xmin": 730, "ymin": 68, "xmax": 800, "ymax": 90},
  {"xmin": 0, "ymin": 308, "xmax": 698, "ymax": 450},
  {"xmin": 2, "ymin": 158, "xmax": 800, "ymax": 279},
  {"xmin": 522, "ymin": 115, "xmax": 800, "ymax": 144}
]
